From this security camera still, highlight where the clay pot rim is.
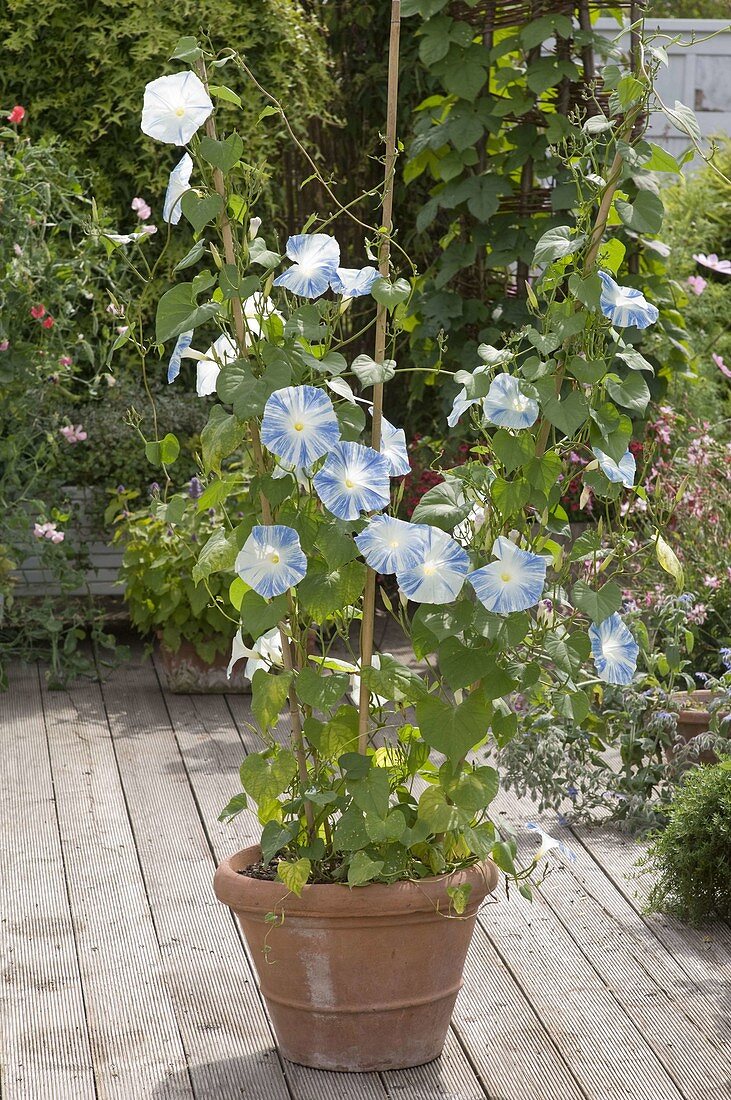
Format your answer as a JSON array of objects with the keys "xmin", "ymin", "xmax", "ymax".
[
  {"xmin": 214, "ymin": 844, "xmax": 499, "ymax": 918},
  {"xmin": 670, "ymin": 689, "xmax": 728, "ymax": 721}
]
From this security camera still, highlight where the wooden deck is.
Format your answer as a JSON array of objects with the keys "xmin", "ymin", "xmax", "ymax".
[{"xmin": 2, "ymin": 651, "xmax": 730, "ymax": 1099}]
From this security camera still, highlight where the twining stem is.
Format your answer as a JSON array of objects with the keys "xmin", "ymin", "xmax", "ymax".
[
  {"xmin": 357, "ymin": 0, "xmax": 402, "ymax": 755},
  {"xmin": 196, "ymin": 61, "xmax": 314, "ymax": 831}
]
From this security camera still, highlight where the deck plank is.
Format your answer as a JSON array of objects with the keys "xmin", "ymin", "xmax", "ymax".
[
  {"xmin": 0, "ymin": 663, "xmax": 97, "ymax": 1100},
  {"xmin": 39, "ymin": 669, "xmax": 194, "ymax": 1099},
  {"xmin": 99, "ymin": 652, "xmax": 294, "ymax": 1100}
]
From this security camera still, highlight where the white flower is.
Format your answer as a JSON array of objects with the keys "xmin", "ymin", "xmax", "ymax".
[
  {"xmin": 227, "ymin": 627, "xmax": 283, "ymax": 680},
  {"xmin": 196, "ymin": 334, "xmax": 239, "ymax": 397},
  {"xmin": 329, "ymin": 267, "xmax": 380, "ymax": 297},
  {"xmin": 525, "ymin": 823, "xmax": 577, "ymax": 864},
  {"xmin": 447, "ymin": 387, "xmax": 481, "ymax": 428},
  {"xmin": 397, "ymin": 526, "xmax": 469, "ymax": 604},
  {"xmin": 467, "ymin": 536, "xmax": 547, "ymax": 614},
  {"xmin": 313, "ymin": 442, "xmax": 391, "ymax": 521},
  {"xmin": 249, "ymin": 216, "xmax": 262, "ymax": 240},
  {"xmin": 592, "ymin": 447, "xmax": 636, "ymax": 488},
  {"xmin": 234, "ymin": 525, "xmax": 307, "ymax": 599},
  {"xmin": 379, "ymin": 416, "xmax": 411, "ymax": 477},
  {"xmin": 597, "ymin": 271, "xmax": 659, "ymax": 329},
  {"xmin": 482, "ymin": 374, "xmax": 539, "ymax": 430},
  {"xmin": 261, "ymin": 385, "xmax": 340, "ymax": 468},
  {"xmin": 242, "ymin": 293, "xmax": 281, "ymax": 338},
  {"xmin": 453, "ymin": 503, "xmax": 487, "ymax": 547},
  {"xmin": 355, "ymin": 515, "xmax": 427, "ymax": 574},
  {"xmin": 141, "ymin": 71, "xmax": 213, "ymax": 146},
  {"xmin": 589, "ymin": 613, "xmax": 639, "ymax": 686},
  {"xmin": 104, "ymin": 227, "xmax": 158, "ymax": 245},
  {"xmin": 167, "ymin": 330, "xmax": 193, "ymax": 383},
  {"xmin": 273, "ymin": 233, "xmax": 340, "ymax": 298},
  {"xmin": 163, "ymin": 152, "xmax": 193, "ymax": 225}
]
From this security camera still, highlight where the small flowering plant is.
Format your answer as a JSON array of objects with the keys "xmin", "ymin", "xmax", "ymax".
[{"xmin": 125, "ymin": 36, "xmax": 670, "ymax": 894}]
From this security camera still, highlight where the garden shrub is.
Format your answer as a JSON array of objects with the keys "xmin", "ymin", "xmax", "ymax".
[
  {"xmin": 643, "ymin": 758, "xmax": 731, "ymax": 923},
  {"xmin": 2, "ymin": 0, "xmax": 335, "ymax": 217}
]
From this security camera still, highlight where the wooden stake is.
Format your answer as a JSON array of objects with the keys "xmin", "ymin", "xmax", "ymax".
[{"xmin": 357, "ymin": 1, "xmax": 402, "ymax": 754}]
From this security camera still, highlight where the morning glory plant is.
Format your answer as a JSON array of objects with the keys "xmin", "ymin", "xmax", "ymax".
[{"xmin": 121, "ymin": 33, "xmax": 676, "ymax": 898}]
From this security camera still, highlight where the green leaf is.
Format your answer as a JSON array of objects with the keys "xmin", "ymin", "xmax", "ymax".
[
  {"xmin": 169, "ymin": 36, "xmax": 203, "ymax": 61},
  {"xmin": 277, "ymin": 858, "xmax": 311, "ymax": 896},
  {"xmin": 533, "ymin": 226, "xmax": 585, "ymax": 265},
  {"xmin": 644, "ymin": 143, "xmax": 681, "ymax": 173},
  {"xmin": 208, "ymin": 83, "xmax": 242, "ymax": 108},
  {"xmin": 304, "ymin": 707, "xmax": 360, "ymax": 760},
  {"xmin": 315, "ymin": 522, "xmax": 360, "ymax": 569},
  {"xmin": 349, "ymin": 767, "xmax": 390, "ymax": 819},
  {"xmin": 614, "ymin": 347, "xmax": 654, "ymax": 373},
  {"xmin": 199, "ymin": 134, "xmax": 244, "ymax": 173},
  {"xmin": 655, "ymin": 532, "xmax": 684, "ymax": 589},
  {"xmin": 240, "ymin": 748, "xmax": 298, "ymax": 803},
  {"xmin": 332, "ymin": 806, "xmax": 370, "ymax": 851},
  {"xmin": 571, "ymin": 579, "xmax": 622, "ymax": 624},
  {"xmin": 491, "ymin": 477, "xmax": 530, "ymax": 517},
  {"xmin": 191, "ymin": 528, "xmax": 238, "ymax": 584},
  {"xmin": 251, "ymin": 669, "xmax": 294, "ymax": 732},
  {"xmin": 605, "ymin": 372, "xmax": 651, "ymax": 415},
  {"xmin": 297, "ymin": 561, "xmax": 366, "ymax": 620},
  {"xmin": 296, "ymin": 665, "xmax": 350, "ymax": 710},
  {"xmin": 411, "ymin": 479, "xmax": 470, "ymax": 529},
  {"xmin": 437, "ymin": 638, "xmax": 489, "ymax": 691},
  {"xmin": 351, "ymin": 354, "xmax": 397, "ymax": 386},
  {"xmin": 347, "ymin": 851, "xmax": 384, "ymax": 887},
  {"xmin": 663, "ymin": 99, "xmax": 701, "ymax": 144},
  {"xmin": 159, "ymin": 433, "xmax": 180, "ymax": 465},
  {"xmin": 260, "ymin": 820, "xmax": 294, "ymax": 865},
  {"xmin": 240, "ymin": 591, "xmax": 288, "ymax": 641},
  {"xmin": 417, "ymin": 785, "xmax": 468, "ymax": 833},
  {"xmin": 615, "ymin": 190, "xmax": 664, "ymax": 235},
  {"xmin": 200, "ymin": 405, "xmax": 242, "ymax": 475},
  {"xmin": 181, "ymin": 191, "xmax": 224, "ymax": 234},
  {"xmin": 174, "ymin": 238, "xmax": 206, "ymax": 272},
  {"xmin": 416, "ymin": 692, "xmax": 492, "ymax": 762},
  {"xmin": 544, "ymin": 631, "xmax": 591, "ymax": 676},
  {"xmin": 492, "ymin": 428, "xmax": 534, "ymax": 473},
  {"xmin": 446, "ymin": 883, "xmax": 472, "ymax": 915},
  {"xmin": 361, "ymin": 655, "xmax": 427, "ymax": 704},
  {"xmin": 249, "ymin": 236, "xmax": 282, "ymax": 269},
  {"xmin": 218, "ymin": 792, "xmax": 247, "ymax": 823},
  {"xmin": 370, "ymin": 277, "xmax": 411, "ymax": 309},
  {"xmin": 443, "ymin": 56, "xmax": 488, "ymax": 101},
  {"xmin": 228, "ymin": 576, "xmax": 248, "ymax": 612},
  {"xmin": 444, "ymin": 765, "xmax": 499, "ymax": 813},
  {"xmin": 541, "ymin": 390, "xmax": 589, "ymax": 436},
  {"xmin": 155, "ymin": 284, "xmax": 220, "ymax": 343}
]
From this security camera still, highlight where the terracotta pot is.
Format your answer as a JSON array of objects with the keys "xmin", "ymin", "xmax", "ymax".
[
  {"xmin": 214, "ymin": 845, "xmax": 499, "ymax": 1072},
  {"xmin": 158, "ymin": 638, "xmax": 250, "ymax": 694},
  {"xmin": 669, "ymin": 690, "xmax": 723, "ymax": 765}
]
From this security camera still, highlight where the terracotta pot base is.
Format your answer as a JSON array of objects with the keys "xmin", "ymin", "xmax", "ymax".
[
  {"xmin": 158, "ymin": 639, "xmax": 250, "ymax": 694},
  {"xmin": 214, "ymin": 845, "xmax": 498, "ymax": 1071}
]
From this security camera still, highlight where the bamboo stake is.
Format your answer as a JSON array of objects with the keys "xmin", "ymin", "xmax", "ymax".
[
  {"xmin": 357, "ymin": 0, "xmax": 402, "ymax": 755},
  {"xmin": 196, "ymin": 62, "xmax": 313, "ymax": 830}
]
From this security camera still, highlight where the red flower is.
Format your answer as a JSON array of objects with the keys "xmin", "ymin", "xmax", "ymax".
[
  {"xmin": 7, "ymin": 105, "xmax": 25, "ymax": 124},
  {"xmin": 30, "ymin": 304, "xmax": 46, "ymax": 319},
  {"xmin": 41, "ymin": 316, "xmax": 55, "ymax": 329}
]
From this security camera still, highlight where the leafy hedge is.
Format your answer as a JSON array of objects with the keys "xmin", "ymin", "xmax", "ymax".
[{"xmin": 2, "ymin": 0, "xmax": 335, "ymax": 216}]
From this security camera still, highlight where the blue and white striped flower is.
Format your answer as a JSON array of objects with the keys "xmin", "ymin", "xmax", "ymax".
[
  {"xmin": 589, "ymin": 612, "xmax": 639, "ymax": 686},
  {"xmin": 397, "ymin": 526, "xmax": 469, "ymax": 604},
  {"xmin": 482, "ymin": 374, "xmax": 539, "ymax": 430},
  {"xmin": 597, "ymin": 271, "xmax": 659, "ymax": 329},
  {"xmin": 592, "ymin": 447, "xmax": 636, "ymax": 488},
  {"xmin": 234, "ymin": 525, "xmax": 307, "ymax": 599},
  {"xmin": 167, "ymin": 329, "xmax": 193, "ymax": 384},
  {"xmin": 526, "ymin": 822, "xmax": 577, "ymax": 864},
  {"xmin": 162, "ymin": 152, "xmax": 193, "ymax": 225},
  {"xmin": 467, "ymin": 536, "xmax": 546, "ymax": 614},
  {"xmin": 379, "ymin": 417, "xmax": 411, "ymax": 477},
  {"xmin": 141, "ymin": 71, "xmax": 213, "ymax": 146},
  {"xmin": 447, "ymin": 387, "xmax": 481, "ymax": 428},
  {"xmin": 355, "ymin": 515, "xmax": 427, "ymax": 574},
  {"xmin": 273, "ymin": 234, "xmax": 340, "ymax": 298},
  {"xmin": 196, "ymin": 334, "xmax": 238, "ymax": 397},
  {"xmin": 330, "ymin": 267, "xmax": 379, "ymax": 297},
  {"xmin": 261, "ymin": 385, "xmax": 340, "ymax": 469},
  {"xmin": 313, "ymin": 442, "xmax": 391, "ymax": 521}
]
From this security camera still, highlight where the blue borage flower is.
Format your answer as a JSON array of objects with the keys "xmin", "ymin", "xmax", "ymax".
[
  {"xmin": 234, "ymin": 525, "xmax": 307, "ymax": 599},
  {"xmin": 196, "ymin": 334, "xmax": 238, "ymax": 397},
  {"xmin": 141, "ymin": 71, "xmax": 213, "ymax": 146},
  {"xmin": 379, "ymin": 416, "xmax": 411, "ymax": 477},
  {"xmin": 589, "ymin": 612, "xmax": 639, "ymax": 685},
  {"xmin": 355, "ymin": 515, "xmax": 428, "ymax": 574},
  {"xmin": 330, "ymin": 267, "xmax": 380, "ymax": 297},
  {"xmin": 467, "ymin": 536, "xmax": 546, "ymax": 614},
  {"xmin": 482, "ymin": 374, "xmax": 539, "ymax": 430},
  {"xmin": 525, "ymin": 822, "xmax": 577, "ymax": 864},
  {"xmin": 273, "ymin": 234, "xmax": 340, "ymax": 298},
  {"xmin": 313, "ymin": 441, "xmax": 391, "ymax": 520},
  {"xmin": 167, "ymin": 329, "xmax": 193, "ymax": 384},
  {"xmin": 592, "ymin": 447, "xmax": 636, "ymax": 488},
  {"xmin": 163, "ymin": 152, "xmax": 193, "ymax": 225},
  {"xmin": 597, "ymin": 271, "xmax": 659, "ymax": 329},
  {"xmin": 447, "ymin": 387, "xmax": 481, "ymax": 428},
  {"xmin": 261, "ymin": 385, "xmax": 340, "ymax": 469},
  {"xmin": 397, "ymin": 526, "xmax": 469, "ymax": 604}
]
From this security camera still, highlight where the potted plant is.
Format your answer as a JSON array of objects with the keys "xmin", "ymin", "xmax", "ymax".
[
  {"xmin": 115, "ymin": 480, "xmax": 256, "ymax": 692},
  {"xmin": 120, "ymin": 11, "xmax": 692, "ymax": 1073}
]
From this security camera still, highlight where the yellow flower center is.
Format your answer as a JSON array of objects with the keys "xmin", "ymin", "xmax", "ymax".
[
  {"xmin": 422, "ymin": 564, "xmax": 435, "ymax": 576},
  {"xmin": 175, "ymin": 107, "xmax": 186, "ymax": 117},
  {"xmin": 345, "ymin": 478, "xmax": 355, "ymax": 489},
  {"xmin": 500, "ymin": 571, "xmax": 512, "ymax": 582},
  {"xmin": 271, "ymin": 553, "xmax": 280, "ymax": 564},
  {"xmin": 389, "ymin": 538, "xmax": 400, "ymax": 548},
  {"xmin": 293, "ymin": 421, "xmax": 304, "ymax": 431}
]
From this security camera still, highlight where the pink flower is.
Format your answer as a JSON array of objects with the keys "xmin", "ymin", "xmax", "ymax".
[
  {"xmin": 0, "ymin": 340, "xmax": 8, "ymax": 352},
  {"xmin": 41, "ymin": 316, "xmax": 55, "ymax": 329},
  {"xmin": 131, "ymin": 196, "xmax": 152, "ymax": 220},
  {"xmin": 687, "ymin": 275, "xmax": 707, "ymax": 295},
  {"xmin": 59, "ymin": 424, "xmax": 87, "ymax": 444},
  {"xmin": 140, "ymin": 223, "xmax": 157, "ymax": 236},
  {"xmin": 116, "ymin": 325, "xmax": 129, "ymax": 335},
  {"xmin": 693, "ymin": 252, "xmax": 731, "ymax": 275},
  {"xmin": 33, "ymin": 521, "xmax": 64, "ymax": 543},
  {"xmin": 713, "ymin": 353, "xmax": 731, "ymax": 379},
  {"xmin": 704, "ymin": 574, "xmax": 721, "ymax": 590},
  {"xmin": 58, "ymin": 355, "xmax": 73, "ymax": 366},
  {"xmin": 106, "ymin": 302, "xmax": 124, "ymax": 316},
  {"xmin": 30, "ymin": 303, "xmax": 46, "ymax": 319},
  {"xmin": 7, "ymin": 105, "xmax": 25, "ymax": 124},
  {"xmin": 13, "ymin": 243, "xmax": 23, "ymax": 257}
]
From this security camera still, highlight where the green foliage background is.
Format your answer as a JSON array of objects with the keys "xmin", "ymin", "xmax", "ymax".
[{"xmin": 2, "ymin": 0, "xmax": 335, "ymax": 216}]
